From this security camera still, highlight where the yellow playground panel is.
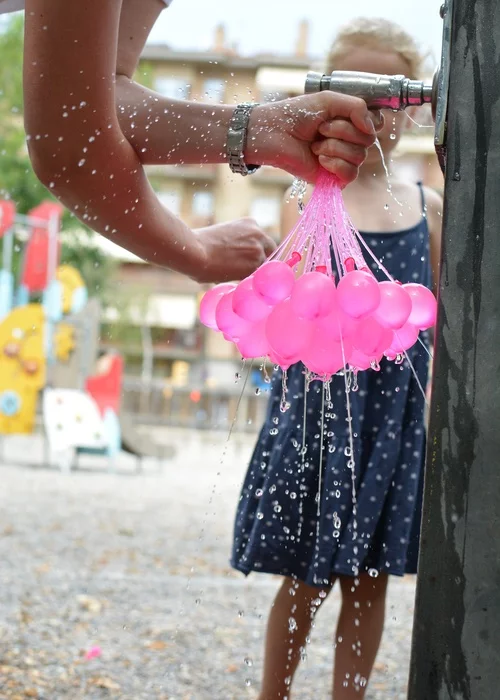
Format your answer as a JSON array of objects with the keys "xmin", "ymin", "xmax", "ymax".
[
  {"xmin": 56, "ymin": 265, "xmax": 85, "ymax": 314},
  {"xmin": 0, "ymin": 304, "xmax": 46, "ymax": 434}
]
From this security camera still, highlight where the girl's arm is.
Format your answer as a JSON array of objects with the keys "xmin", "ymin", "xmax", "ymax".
[{"xmin": 423, "ymin": 187, "xmax": 444, "ymax": 294}]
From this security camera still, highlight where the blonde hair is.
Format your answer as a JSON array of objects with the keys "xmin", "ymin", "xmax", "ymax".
[{"xmin": 326, "ymin": 18, "xmax": 423, "ymax": 79}]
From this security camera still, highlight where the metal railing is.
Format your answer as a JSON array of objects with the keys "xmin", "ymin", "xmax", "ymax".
[{"xmin": 121, "ymin": 377, "xmax": 269, "ymax": 433}]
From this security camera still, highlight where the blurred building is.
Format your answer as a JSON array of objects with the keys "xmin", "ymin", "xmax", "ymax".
[{"xmin": 101, "ymin": 22, "xmax": 442, "ymax": 396}]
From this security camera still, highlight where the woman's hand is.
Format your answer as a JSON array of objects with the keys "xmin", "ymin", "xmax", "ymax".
[
  {"xmin": 247, "ymin": 92, "xmax": 383, "ymax": 185},
  {"xmin": 194, "ymin": 218, "xmax": 276, "ymax": 284}
]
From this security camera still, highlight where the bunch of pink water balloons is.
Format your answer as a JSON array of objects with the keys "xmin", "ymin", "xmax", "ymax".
[{"xmin": 199, "ymin": 171, "xmax": 437, "ymax": 379}]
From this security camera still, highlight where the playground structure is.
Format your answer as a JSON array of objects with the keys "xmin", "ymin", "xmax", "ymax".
[{"xmin": 0, "ymin": 200, "xmax": 174, "ymax": 471}]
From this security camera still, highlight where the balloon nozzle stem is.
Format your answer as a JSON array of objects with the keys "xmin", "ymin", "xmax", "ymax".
[
  {"xmin": 286, "ymin": 251, "xmax": 302, "ymax": 267},
  {"xmin": 344, "ymin": 257, "xmax": 355, "ymax": 272}
]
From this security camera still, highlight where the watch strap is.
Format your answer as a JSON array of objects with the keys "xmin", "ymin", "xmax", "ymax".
[{"xmin": 227, "ymin": 103, "xmax": 261, "ymax": 176}]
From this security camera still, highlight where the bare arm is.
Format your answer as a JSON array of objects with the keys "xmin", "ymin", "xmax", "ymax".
[
  {"xmin": 24, "ymin": 0, "xmax": 212, "ymax": 278},
  {"xmin": 424, "ymin": 187, "xmax": 443, "ymax": 294},
  {"xmin": 23, "ymin": 0, "xmax": 377, "ymax": 283}
]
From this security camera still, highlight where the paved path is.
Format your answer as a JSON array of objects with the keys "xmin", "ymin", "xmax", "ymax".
[{"xmin": 0, "ymin": 431, "xmax": 416, "ymax": 699}]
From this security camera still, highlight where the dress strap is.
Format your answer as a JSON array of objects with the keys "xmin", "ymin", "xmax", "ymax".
[{"xmin": 417, "ymin": 181, "xmax": 426, "ymax": 217}]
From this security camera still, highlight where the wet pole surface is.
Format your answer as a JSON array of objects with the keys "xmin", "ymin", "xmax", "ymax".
[{"xmin": 408, "ymin": 1, "xmax": 500, "ymax": 699}]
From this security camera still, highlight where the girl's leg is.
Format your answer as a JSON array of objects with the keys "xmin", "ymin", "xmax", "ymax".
[
  {"xmin": 333, "ymin": 573, "xmax": 389, "ymax": 699},
  {"xmin": 258, "ymin": 576, "xmax": 333, "ymax": 700}
]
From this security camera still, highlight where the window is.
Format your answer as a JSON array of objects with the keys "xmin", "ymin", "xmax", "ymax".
[
  {"xmin": 192, "ymin": 191, "xmax": 214, "ymax": 218},
  {"xmin": 202, "ymin": 78, "xmax": 225, "ymax": 103},
  {"xmin": 259, "ymin": 90, "xmax": 292, "ymax": 103},
  {"xmin": 250, "ymin": 196, "xmax": 281, "ymax": 231},
  {"xmin": 158, "ymin": 190, "xmax": 181, "ymax": 216},
  {"xmin": 154, "ymin": 77, "xmax": 190, "ymax": 100}
]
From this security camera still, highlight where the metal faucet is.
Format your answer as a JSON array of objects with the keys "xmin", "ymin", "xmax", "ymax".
[{"xmin": 304, "ymin": 69, "xmax": 438, "ymax": 117}]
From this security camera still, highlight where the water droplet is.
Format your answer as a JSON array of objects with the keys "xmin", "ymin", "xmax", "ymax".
[
  {"xmin": 78, "ymin": 158, "xmax": 86, "ymax": 167},
  {"xmin": 368, "ymin": 568, "xmax": 379, "ymax": 578},
  {"xmin": 245, "ymin": 679, "xmax": 252, "ymax": 687},
  {"xmin": 244, "ymin": 657, "xmax": 253, "ymax": 667},
  {"xmin": 390, "ymin": 133, "xmax": 396, "ymax": 140},
  {"xmin": 255, "ymin": 488, "xmax": 264, "ymax": 497},
  {"xmin": 384, "ymin": 204, "xmax": 389, "ymax": 211},
  {"xmin": 288, "ymin": 616, "xmax": 298, "ymax": 632},
  {"xmin": 255, "ymin": 387, "xmax": 261, "ymax": 396}
]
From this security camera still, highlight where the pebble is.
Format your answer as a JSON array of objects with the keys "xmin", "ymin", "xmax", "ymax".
[{"xmin": 0, "ymin": 431, "xmax": 415, "ymax": 698}]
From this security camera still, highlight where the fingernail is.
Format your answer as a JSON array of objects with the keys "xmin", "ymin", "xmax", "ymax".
[
  {"xmin": 364, "ymin": 115, "xmax": 376, "ymax": 133},
  {"xmin": 372, "ymin": 110, "xmax": 384, "ymax": 129}
]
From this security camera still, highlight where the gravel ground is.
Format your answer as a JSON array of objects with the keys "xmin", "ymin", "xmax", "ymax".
[{"xmin": 0, "ymin": 430, "xmax": 416, "ymax": 699}]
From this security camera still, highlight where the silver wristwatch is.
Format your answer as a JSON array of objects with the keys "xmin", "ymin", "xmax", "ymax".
[{"xmin": 226, "ymin": 103, "xmax": 261, "ymax": 176}]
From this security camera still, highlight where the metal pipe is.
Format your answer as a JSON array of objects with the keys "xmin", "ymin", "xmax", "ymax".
[{"xmin": 305, "ymin": 69, "xmax": 436, "ymax": 113}]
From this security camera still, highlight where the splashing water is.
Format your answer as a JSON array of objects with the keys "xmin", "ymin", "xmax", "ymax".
[
  {"xmin": 374, "ymin": 139, "xmax": 404, "ymax": 208},
  {"xmin": 406, "ymin": 112, "xmax": 434, "ymax": 129},
  {"xmin": 289, "ymin": 177, "xmax": 308, "ymax": 213},
  {"xmin": 280, "ymin": 370, "xmax": 290, "ymax": 413}
]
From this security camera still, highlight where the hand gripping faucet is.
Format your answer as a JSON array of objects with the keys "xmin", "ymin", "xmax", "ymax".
[{"xmin": 304, "ymin": 1, "xmax": 453, "ymax": 172}]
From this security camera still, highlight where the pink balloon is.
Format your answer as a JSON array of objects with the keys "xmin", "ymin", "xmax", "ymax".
[
  {"xmin": 265, "ymin": 299, "xmax": 313, "ymax": 361},
  {"xmin": 290, "ymin": 271, "xmax": 337, "ymax": 320},
  {"xmin": 215, "ymin": 291, "xmax": 252, "ymax": 340},
  {"xmin": 236, "ymin": 320, "xmax": 269, "ymax": 359},
  {"xmin": 233, "ymin": 276, "xmax": 273, "ymax": 322},
  {"xmin": 253, "ymin": 261, "xmax": 295, "ymax": 305},
  {"xmin": 268, "ymin": 348, "xmax": 299, "ymax": 370},
  {"xmin": 199, "ymin": 283, "xmax": 236, "ymax": 330},
  {"xmin": 301, "ymin": 323, "xmax": 349, "ymax": 376},
  {"xmin": 387, "ymin": 322, "xmax": 419, "ymax": 354},
  {"xmin": 346, "ymin": 346, "xmax": 376, "ymax": 371},
  {"xmin": 403, "ymin": 283, "xmax": 437, "ymax": 330},
  {"xmin": 373, "ymin": 330, "xmax": 395, "ymax": 357},
  {"xmin": 352, "ymin": 316, "xmax": 393, "ymax": 357},
  {"xmin": 373, "ymin": 281, "xmax": 412, "ymax": 330},
  {"xmin": 337, "ymin": 270, "xmax": 381, "ymax": 319},
  {"xmin": 316, "ymin": 303, "xmax": 359, "ymax": 342}
]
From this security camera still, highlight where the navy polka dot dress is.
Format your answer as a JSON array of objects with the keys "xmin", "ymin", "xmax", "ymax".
[{"xmin": 231, "ymin": 186, "xmax": 431, "ymax": 586}]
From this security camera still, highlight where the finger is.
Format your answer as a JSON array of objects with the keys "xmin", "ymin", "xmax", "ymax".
[
  {"xmin": 312, "ymin": 138, "xmax": 368, "ymax": 167},
  {"xmin": 262, "ymin": 235, "xmax": 277, "ymax": 256},
  {"xmin": 318, "ymin": 155, "xmax": 359, "ymax": 186},
  {"xmin": 318, "ymin": 118, "xmax": 375, "ymax": 147},
  {"xmin": 318, "ymin": 92, "xmax": 378, "ymax": 137},
  {"xmin": 371, "ymin": 110, "xmax": 384, "ymax": 131}
]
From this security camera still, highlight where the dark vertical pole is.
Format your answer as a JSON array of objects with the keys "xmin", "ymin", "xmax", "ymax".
[{"xmin": 408, "ymin": 1, "xmax": 500, "ymax": 699}]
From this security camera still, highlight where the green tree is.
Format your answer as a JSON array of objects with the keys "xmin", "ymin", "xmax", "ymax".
[
  {"xmin": 0, "ymin": 15, "xmax": 116, "ymax": 300},
  {"xmin": 0, "ymin": 15, "xmax": 45, "ymax": 211}
]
